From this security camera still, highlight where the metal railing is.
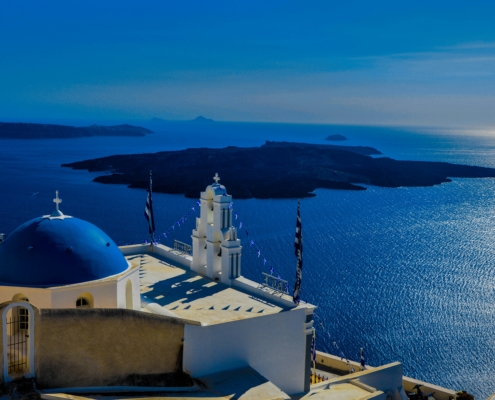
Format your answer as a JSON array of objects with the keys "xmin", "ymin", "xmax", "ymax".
[
  {"xmin": 7, "ymin": 316, "xmax": 28, "ymax": 374},
  {"xmin": 174, "ymin": 240, "xmax": 192, "ymax": 255},
  {"xmin": 259, "ymin": 272, "xmax": 289, "ymax": 295}
]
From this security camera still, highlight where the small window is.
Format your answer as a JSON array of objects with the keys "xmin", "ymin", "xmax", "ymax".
[
  {"xmin": 19, "ymin": 308, "xmax": 29, "ymax": 330},
  {"xmin": 76, "ymin": 297, "xmax": 90, "ymax": 308}
]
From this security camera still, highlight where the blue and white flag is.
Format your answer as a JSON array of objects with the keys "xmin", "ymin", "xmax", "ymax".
[
  {"xmin": 360, "ymin": 348, "xmax": 366, "ymax": 370},
  {"xmin": 144, "ymin": 171, "xmax": 155, "ymax": 242},
  {"xmin": 293, "ymin": 199, "xmax": 303, "ymax": 304}
]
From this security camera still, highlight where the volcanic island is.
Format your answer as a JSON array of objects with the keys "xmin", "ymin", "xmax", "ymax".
[{"xmin": 61, "ymin": 141, "xmax": 495, "ymax": 199}]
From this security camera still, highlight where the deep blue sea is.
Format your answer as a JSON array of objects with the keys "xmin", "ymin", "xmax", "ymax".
[{"xmin": 1, "ymin": 121, "xmax": 495, "ymax": 397}]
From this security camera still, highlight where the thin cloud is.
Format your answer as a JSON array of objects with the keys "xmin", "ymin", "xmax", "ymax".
[
  {"xmin": 440, "ymin": 41, "xmax": 495, "ymax": 50},
  {"xmin": 17, "ymin": 40, "xmax": 495, "ymax": 128}
]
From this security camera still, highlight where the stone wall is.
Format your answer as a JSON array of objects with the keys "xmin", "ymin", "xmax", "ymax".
[
  {"xmin": 34, "ymin": 308, "xmax": 194, "ymax": 388},
  {"xmin": 0, "ymin": 304, "xmax": 5, "ymax": 383}
]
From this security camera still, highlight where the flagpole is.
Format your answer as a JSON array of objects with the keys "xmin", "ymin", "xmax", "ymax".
[
  {"xmin": 144, "ymin": 170, "xmax": 156, "ymax": 249},
  {"xmin": 312, "ymin": 328, "xmax": 316, "ymax": 379},
  {"xmin": 293, "ymin": 199, "xmax": 302, "ymax": 305}
]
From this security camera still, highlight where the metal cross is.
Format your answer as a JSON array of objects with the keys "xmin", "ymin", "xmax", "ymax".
[
  {"xmin": 213, "ymin": 173, "xmax": 220, "ymax": 184},
  {"xmin": 53, "ymin": 190, "xmax": 62, "ymax": 211}
]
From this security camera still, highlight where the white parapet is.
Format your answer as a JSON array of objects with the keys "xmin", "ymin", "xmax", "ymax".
[{"xmin": 183, "ymin": 307, "xmax": 308, "ymax": 395}]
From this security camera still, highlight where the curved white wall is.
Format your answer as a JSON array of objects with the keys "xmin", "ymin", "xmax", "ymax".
[{"xmin": 0, "ymin": 264, "xmax": 139, "ymax": 310}]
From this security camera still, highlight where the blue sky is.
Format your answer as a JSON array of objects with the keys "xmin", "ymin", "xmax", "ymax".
[{"xmin": 1, "ymin": 1, "xmax": 495, "ymax": 127}]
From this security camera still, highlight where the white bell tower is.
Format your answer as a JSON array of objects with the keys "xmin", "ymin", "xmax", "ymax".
[{"xmin": 191, "ymin": 173, "xmax": 242, "ymax": 284}]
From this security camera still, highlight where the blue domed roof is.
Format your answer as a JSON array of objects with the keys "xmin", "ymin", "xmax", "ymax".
[
  {"xmin": 207, "ymin": 183, "xmax": 227, "ymax": 196},
  {"xmin": 0, "ymin": 214, "xmax": 129, "ymax": 287}
]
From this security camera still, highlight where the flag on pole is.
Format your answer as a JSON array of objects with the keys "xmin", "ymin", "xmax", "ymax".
[
  {"xmin": 144, "ymin": 170, "xmax": 155, "ymax": 242},
  {"xmin": 360, "ymin": 348, "xmax": 366, "ymax": 370},
  {"xmin": 293, "ymin": 199, "xmax": 303, "ymax": 304}
]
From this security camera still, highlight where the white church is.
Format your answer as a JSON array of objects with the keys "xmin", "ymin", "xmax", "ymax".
[{"xmin": 0, "ymin": 177, "xmax": 456, "ymax": 399}]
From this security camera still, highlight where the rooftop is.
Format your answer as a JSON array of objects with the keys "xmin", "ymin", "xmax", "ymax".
[{"xmin": 126, "ymin": 246, "xmax": 294, "ymax": 325}]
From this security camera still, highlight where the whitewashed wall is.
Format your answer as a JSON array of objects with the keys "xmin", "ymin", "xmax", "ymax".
[
  {"xmin": 51, "ymin": 279, "xmax": 118, "ymax": 308},
  {"xmin": 116, "ymin": 267, "xmax": 141, "ymax": 310},
  {"xmin": 183, "ymin": 307, "xmax": 307, "ymax": 395},
  {"xmin": 0, "ymin": 264, "xmax": 138, "ymax": 310},
  {"xmin": 0, "ymin": 286, "xmax": 51, "ymax": 308},
  {"xmin": 120, "ymin": 244, "xmax": 192, "ymax": 270},
  {"xmin": 311, "ymin": 362, "xmax": 407, "ymax": 400},
  {"xmin": 357, "ymin": 362, "xmax": 405, "ymax": 399}
]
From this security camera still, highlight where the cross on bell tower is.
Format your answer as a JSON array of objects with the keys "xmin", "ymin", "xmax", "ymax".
[
  {"xmin": 53, "ymin": 190, "xmax": 62, "ymax": 211},
  {"xmin": 213, "ymin": 173, "xmax": 220, "ymax": 184}
]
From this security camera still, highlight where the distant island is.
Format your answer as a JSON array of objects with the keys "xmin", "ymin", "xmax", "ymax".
[
  {"xmin": 325, "ymin": 134, "xmax": 347, "ymax": 141},
  {"xmin": 61, "ymin": 141, "xmax": 495, "ymax": 199},
  {"xmin": 150, "ymin": 116, "xmax": 215, "ymax": 124},
  {"xmin": 0, "ymin": 122, "xmax": 153, "ymax": 139},
  {"xmin": 190, "ymin": 116, "xmax": 214, "ymax": 123}
]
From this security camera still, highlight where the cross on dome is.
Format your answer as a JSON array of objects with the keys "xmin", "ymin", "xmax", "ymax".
[
  {"xmin": 43, "ymin": 190, "xmax": 70, "ymax": 219},
  {"xmin": 53, "ymin": 190, "xmax": 62, "ymax": 211},
  {"xmin": 213, "ymin": 173, "xmax": 220, "ymax": 184}
]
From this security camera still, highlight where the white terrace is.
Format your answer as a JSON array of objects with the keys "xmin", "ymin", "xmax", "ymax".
[{"xmin": 132, "ymin": 250, "xmax": 288, "ymax": 325}]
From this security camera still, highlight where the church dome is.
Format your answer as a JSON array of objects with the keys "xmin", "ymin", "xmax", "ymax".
[
  {"xmin": 0, "ymin": 213, "xmax": 129, "ymax": 287},
  {"xmin": 207, "ymin": 183, "xmax": 227, "ymax": 196}
]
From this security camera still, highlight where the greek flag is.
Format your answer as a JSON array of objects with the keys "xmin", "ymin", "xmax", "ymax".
[
  {"xmin": 293, "ymin": 199, "xmax": 303, "ymax": 304},
  {"xmin": 144, "ymin": 171, "xmax": 155, "ymax": 241},
  {"xmin": 360, "ymin": 348, "xmax": 366, "ymax": 370}
]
